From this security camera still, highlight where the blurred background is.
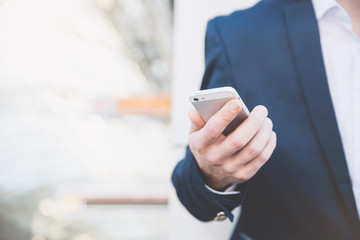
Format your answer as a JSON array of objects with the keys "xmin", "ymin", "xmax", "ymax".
[
  {"xmin": 0, "ymin": 0, "xmax": 172, "ymax": 239},
  {"xmin": 0, "ymin": 0, "xmax": 257, "ymax": 239}
]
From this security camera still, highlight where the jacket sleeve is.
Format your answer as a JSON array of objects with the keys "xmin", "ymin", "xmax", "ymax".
[{"xmin": 171, "ymin": 18, "xmax": 247, "ymax": 222}]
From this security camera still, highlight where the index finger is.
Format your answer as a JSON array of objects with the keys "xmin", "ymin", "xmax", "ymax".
[
  {"xmin": 199, "ymin": 99, "xmax": 242, "ymax": 145},
  {"xmin": 221, "ymin": 105, "xmax": 268, "ymax": 155}
]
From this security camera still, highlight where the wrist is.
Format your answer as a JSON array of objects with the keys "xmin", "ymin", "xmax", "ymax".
[{"xmin": 201, "ymin": 173, "xmax": 232, "ymax": 191}]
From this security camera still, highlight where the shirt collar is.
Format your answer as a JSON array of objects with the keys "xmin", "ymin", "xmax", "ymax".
[{"xmin": 312, "ymin": 0, "xmax": 339, "ymax": 20}]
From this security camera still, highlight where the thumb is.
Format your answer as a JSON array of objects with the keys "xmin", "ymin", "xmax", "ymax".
[{"xmin": 188, "ymin": 107, "xmax": 206, "ymax": 133}]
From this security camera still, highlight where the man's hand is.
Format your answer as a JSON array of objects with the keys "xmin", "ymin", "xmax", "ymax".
[{"xmin": 188, "ymin": 100, "xmax": 277, "ymax": 191}]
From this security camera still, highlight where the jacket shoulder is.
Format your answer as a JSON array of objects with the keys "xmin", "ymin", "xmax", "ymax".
[
  {"xmin": 210, "ymin": 0, "xmax": 288, "ymax": 35},
  {"xmin": 205, "ymin": 0, "xmax": 292, "ymax": 61}
]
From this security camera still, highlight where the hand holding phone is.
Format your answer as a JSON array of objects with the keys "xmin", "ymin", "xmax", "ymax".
[
  {"xmin": 189, "ymin": 87, "xmax": 249, "ymax": 135},
  {"xmin": 187, "ymin": 87, "xmax": 277, "ymax": 191}
]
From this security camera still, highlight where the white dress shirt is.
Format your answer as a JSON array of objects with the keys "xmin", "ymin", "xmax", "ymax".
[
  {"xmin": 312, "ymin": 0, "xmax": 360, "ymax": 219},
  {"xmin": 209, "ymin": 0, "xmax": 360, "ymax": 220},
  {"xmin": 313, "ymin": 0, "xmax": 360, "ymax": 219}
]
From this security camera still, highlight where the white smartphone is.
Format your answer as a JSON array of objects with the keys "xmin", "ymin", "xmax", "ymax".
[{"xmin": 189, "ymin": 86, "xmax": 249, "ymax": 136}]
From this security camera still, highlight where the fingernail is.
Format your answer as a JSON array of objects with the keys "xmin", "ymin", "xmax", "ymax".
[{"xmin": 230, "ymin": 101, "xmax": 240, "ymax": 113}]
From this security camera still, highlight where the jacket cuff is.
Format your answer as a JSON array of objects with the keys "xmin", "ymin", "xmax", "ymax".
[{"xmin": 172, "ymin": 147, "xmax": 247, "ymax": 221}]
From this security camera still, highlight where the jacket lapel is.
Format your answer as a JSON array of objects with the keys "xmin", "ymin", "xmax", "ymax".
[{"xmin": 283, "ymin": 0, "xmax": 360, "ymax": 229}]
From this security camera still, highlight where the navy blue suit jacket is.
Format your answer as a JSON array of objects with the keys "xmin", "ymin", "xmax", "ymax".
[{"xmin": 172, "ymin": 0, "xmax": 360, "ymax": 239}]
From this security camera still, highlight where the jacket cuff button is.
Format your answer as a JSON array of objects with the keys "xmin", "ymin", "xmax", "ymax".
[{"xmin": 214, "ymin": 211, "xmax": 227, "ymax": 221}]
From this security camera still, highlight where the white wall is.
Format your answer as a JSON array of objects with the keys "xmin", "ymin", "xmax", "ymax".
[{"xmin": 170, "ymin": 0, "xmax": 259, "ymax": 239}]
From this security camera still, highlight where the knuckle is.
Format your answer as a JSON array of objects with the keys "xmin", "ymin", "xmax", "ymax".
[
  {"xmin": 224, "ymin": 102, "xmax": 239, "ymax": 119},
  {"xmin": 265, "ymin": 117, "xmax": 273, "ymax": 129},
  {"xmin": 223, "ymin": 164, "xmax": 235, "ymax": 175},
  {"xmin": 253, "ymin": 159, "xmax": 264, "ymax": 170},
  {"xmin": 206, "ymin": 123, "xmax": 219, "ymax": 139},
  {"xmin": 223, "ymin": 112, "xmax": 234, "ymax": 123},
  {"xmin": 269, "ymin": 132, "xmax": 277, "ymax": 149},
  {"xmin": 207, "ymin": 153, "xmax": 221, "ymax": 165},
  {"xmin": 272, "ymin": 131, "xmax": 277, "ymax": 142},
  {"xmin": 246, "ymin": 144, "xmax": 262, "ymax": 158},
  {"xmin": 190, "ymin": 141, "xmax": 203, "ymax": 155},
  {"xmin": 230, "ymin": 137, "xmax": 246, "ymax": 150},
  {"xmin": 195, "ymin": 144, "xmax": 205, "ymax": 155},
  {"xmin": 270, "ymin": 139, "xmax": 277, "ymax": 149},
  {"xmin": 235, "ymin": 171, "xmax": 250, "ymax": 183},
  {"xmin": 189, "ymin": 137, "xmax": 206, "ymax": 155},
  {"xmin": 258, "ymin": 152, "xmax": 269, "ymax": 164},
  {"xmin": 253, "ymin": 114, "xmax": 265, "ymax": 127}
]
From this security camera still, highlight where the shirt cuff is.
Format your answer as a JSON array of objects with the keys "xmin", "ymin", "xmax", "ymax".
[{"xmin": 205, "ymin": 184, "xmax": 240, "ymax": 195}]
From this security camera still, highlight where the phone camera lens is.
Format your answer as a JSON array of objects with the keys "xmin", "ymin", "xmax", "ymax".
[{"xmin": 194, "ymin": 98, "xmax": 199, "ymax": 101}]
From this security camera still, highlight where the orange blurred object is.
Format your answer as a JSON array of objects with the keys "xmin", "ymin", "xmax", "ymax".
[{"xmin": 117, "ymin": 95, "xmax": 171, "ymax": 117}]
